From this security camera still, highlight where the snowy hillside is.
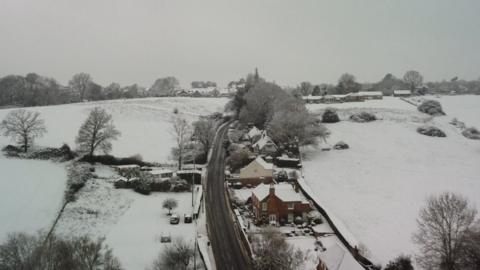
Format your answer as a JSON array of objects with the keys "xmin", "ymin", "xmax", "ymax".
[
  {"xmin": 0, "ymin": 97, "xmax": 228, "ymax": 162},
  {"xmin": 303, "ymin": 96, "xmax": 480, "ymax": 265}
]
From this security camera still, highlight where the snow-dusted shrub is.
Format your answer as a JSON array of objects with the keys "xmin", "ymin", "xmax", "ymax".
[
  {"xmin": 29, "ymin": 144, "xmax": 76, "ymax": 161},
  {"xmin": 333, "ymin": 141, "xmax": 349, "ymax": 150},
  {"xmin": 417, "ymin": 126, "xmax": 446, "ymax": 137},
  {"xmin": 151, "ymin": 179, "xmax": 172, "ymax": 192},
  {"xmin": 134, "ymin": 178, "xmax": 152, "ymax": 195},
  {"xmin": 171, "ymin": 179, "xmax": 190, "ymax": 192},
  {"xmin": 349, "ymin": 112, "xmax": 376, "ymax": 122},
  {"xmin": 418, "ymin": 100, "xmax": 445, "ymax": 116},
  {"xmin": 449, "ymin": 118, "xmax": 466, "ymax": 129},
  {"xmin": 321, "ymin": 108, "xmax": 340, "ymax": 123},
  {"xmin": 65, "ymin": 163, "xmax": 94, "ymax": 202},
  {"xmin": 1, "ymin": 145, "xmax": 22, "ymax": 157},
  {"xmin": 462, "ymin": 127, "xmax": 480, "ymax": 140}
]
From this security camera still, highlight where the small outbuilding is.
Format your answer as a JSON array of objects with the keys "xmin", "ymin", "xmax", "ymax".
[{"xmin": 393, "ymin": 90, "xmax": 412, "ymax": 97}]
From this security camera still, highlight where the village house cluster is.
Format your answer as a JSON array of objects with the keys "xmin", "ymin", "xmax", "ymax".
[
  {"xmin": 302, "ymin": 89, "xmax": 414, "ymax": 104},
  {"xmin": 226, "ymin": 123, "xmax": 365, "ymax": 269}
]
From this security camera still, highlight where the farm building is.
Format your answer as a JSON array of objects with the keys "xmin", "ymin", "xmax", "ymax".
[
  {"xmin": 251, "ymin": 183, "xmax": 311, "ymax": 225},
  {"xmin": 354, "ymin": 91, "xmax": 383, "ymax": 100},
  {"xmin": 148, "ymin": 168, "xmax": 174, "ymax": 181},
  {"xmin": 274, "ymin": 154, "xmax": 301, "ymax": 168},
  {"xmin": 393, "ymin": 90, "xmax": 412, "ymax": 97}
]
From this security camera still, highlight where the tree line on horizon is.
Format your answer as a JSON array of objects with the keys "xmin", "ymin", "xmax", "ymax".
[
  {"xmin": 290, "ymin": 71, "xmax": 480, "ymax": 97},
  {"xmin": 0, "ymin": 73, "xmax": 218, "ymax": 108},
  {"xmin": 1, "ymin": 71, "xmax": 479, "ymax": 108}
]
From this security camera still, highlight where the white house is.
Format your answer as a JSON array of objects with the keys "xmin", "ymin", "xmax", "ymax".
[{"xmin": 239, "ymin": 156, "xmax": 274, "ymax": 185}]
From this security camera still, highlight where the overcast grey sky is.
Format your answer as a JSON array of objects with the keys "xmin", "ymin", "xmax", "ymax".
[{"xmin": 0, "ymin": 0, "xmax": 479, "ymax": 87}]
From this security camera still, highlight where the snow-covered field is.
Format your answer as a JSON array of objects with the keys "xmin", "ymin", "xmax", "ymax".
[
  {"xmin": 303, "ymin": 96, "xmax": 480, "ymax": 266},
  {"xmin": 0, "ymin": 155, "xmax": 66, "ymax": 242},
  {"xmin": 0, "ymin": 97, "xmax": 225, "ymax": 267},
  {"xmin": 0, "ymin": 97, "xmax": 228, "ymax": 162}
]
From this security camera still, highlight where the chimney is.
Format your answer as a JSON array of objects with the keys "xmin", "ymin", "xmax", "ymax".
[{"xmin": 269, "ymin": 184, "xmax": 275, "ymax": 196}]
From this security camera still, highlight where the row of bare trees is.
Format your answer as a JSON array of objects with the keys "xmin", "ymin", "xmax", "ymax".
[
  {"xmin": 170, "ymin": 111, "xmax": 218, "ymax": 169},
  {"xmin": 0, "ymin": 232, "xmax": 122, "ymax": 270},
  {"xmin": 0, "ymin": 107, "xmax": 120, "ymax": 156}
]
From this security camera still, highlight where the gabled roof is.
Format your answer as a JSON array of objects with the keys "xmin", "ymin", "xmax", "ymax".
[
  {"xmin": 252, "ymin": 183, "xmax": 306, "ymax": 202},
  {"xmin": 253, "ymin": 156, "xmax": 273, "ymax": 171},
  {"xmin": 319, "ymin": 242, "xmax": 364, "ymax": 270},
  {"xmin": 253, "ymin": 132, "xmax": 277, "ymax": 150},
  {"xmin": 248, "ymin": 126, "xmax": 262, "ymax": 138}
]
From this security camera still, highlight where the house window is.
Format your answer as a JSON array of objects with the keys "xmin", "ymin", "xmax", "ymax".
[
  {"xmin": 261, "ymin": 202, "xmax": 267, "ymax": 211},
  {"xmin": 287, "ymin": 202, "xmax": 294, "ymax": 210}
]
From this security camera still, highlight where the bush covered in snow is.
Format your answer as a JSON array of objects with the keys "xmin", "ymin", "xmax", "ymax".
[
  {"xmin": 29, "ymin": 144, "xmax": 76, "ymax": 161},
  {"xmin": 417, "ymin": 126, "xmax": 446, "ymax": 137},
  {"xmin": 349, "ymin": 112, "xmax": 376, "ymax": 122},
  {"xmin": 449, "ymin": 118, "xmax": 466, "ymax": 129},
  {"xmin": 418, "ymin": 100, "xmax": 445, "ymax": 116},
  {"xmin": 322, "ymin": 108, "xmax": 340, "ymax": 123},
  {"xmin": 333, "ymin": 141, "xmax": 349, "ymax": 150},
  {"xmin": 134, "ymin": 178, "xmax": 152, "ymax": 195},
  {"xmin": 462, "ymin": 127, "xmax": 480, "ymax": 140},
  {"xmin": 1, "ymin": 144, "xmax": 22, "ymax": 157}
]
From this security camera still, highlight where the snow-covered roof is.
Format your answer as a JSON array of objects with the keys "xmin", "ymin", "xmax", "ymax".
[
  {"xmin": 252, "ymin": 183, "xmax": 306, "ymax": 202},
  {"xmin": 394, "ymin": 90, "xmax": 412, "ymax": 94},
  {"xmin": 253, "ymin": 156, "xmax": 273, "ymax": 170},
  {"xmin": 253, "ymin": 132, "xmax": 277, "ymax": 150},
  {"xmin": 355, "ymin": 91, "xmax": 383, "ymax": 96},
  {"xmin": 149, "ymin": 168, "xmax": 173, "ymax": 175},
  {"xmin": 115, "ymin": 164, "xmax": 140, "ymax": 169},
  {"xmin": 319, "ymin": 242, "xmax": 364, "ymax": 270},
  {"xmin": 277, "ymin": 154, "xmax": 299, "ymax": 162},
  {"xmin": 303, "ymin": 95, "xmax": 322, "ymax": 100},
  {"xmin": 248, "ymin": 126, "xmax": 262, "ymax": 138}
]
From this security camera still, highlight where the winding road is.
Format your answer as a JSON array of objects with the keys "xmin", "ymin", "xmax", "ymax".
[{"xmin": 205, "ymin": 122, "xmax": 252, "ymax": 270}]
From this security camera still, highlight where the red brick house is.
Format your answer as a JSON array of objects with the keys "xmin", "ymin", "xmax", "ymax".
[{"xmin": 251, "ymin": 183, "xmax": 311, "ymax": 225}]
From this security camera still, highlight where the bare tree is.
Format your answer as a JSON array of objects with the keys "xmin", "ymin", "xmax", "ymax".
[
  {"xmin": 151, "ymin": 238, "xmax": 193, "ymax": 270},
  {"xmin": 268, "ymin": 97, "xmax": 328, "ymax": 146},
  {"xmin": 252, "ymin": 227, "xmax": 304, "ymax": 270},
  {"xmin": 413, "ymin": 192, "xmax": 478, "ymax": 270},
  {"xmin": 76, "ymin": 107, "xmax": 120, "ymax": 157},
  {"xmin": 460, "ymin": 226, "xmax": 480, "ymax": 270},
  {"xmin": 69, "ymin": 73, "xmax": 93, "ymax": 101},
  {"xmin": 0, "ymin": 109, "xmax": 46, "ymax": 152},
  {"xmin": 170, "ymin": 116, "xmax": 192, "ymax": 170},
  {"xmin": 192, "ymin": 117, "xmax": 217, "ymax": 158},
  {"xmin": 162, "ymin": 198, "xmax": 178, "ymax": 215},
  {"xmin": 403, "ymin": 70, "xmax": 423, "ymax": 91},
  {"xmin": 337, "ymin": 73, "xmax": 360, "ymax": 94}
]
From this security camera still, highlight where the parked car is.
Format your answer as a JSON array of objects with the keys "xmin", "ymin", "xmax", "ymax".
[
  {"xmin": 170, "ymin": 214, "xmax": 180, "ymax": 225},
  {"xmin": 184, "ymin": 214, "xmax": 192, "ymax": 223}
]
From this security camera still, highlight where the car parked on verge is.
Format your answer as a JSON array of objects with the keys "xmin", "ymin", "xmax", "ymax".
[{"xmin": 170, "ymin": 214, "xmax": 180, "ymax": 225}]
